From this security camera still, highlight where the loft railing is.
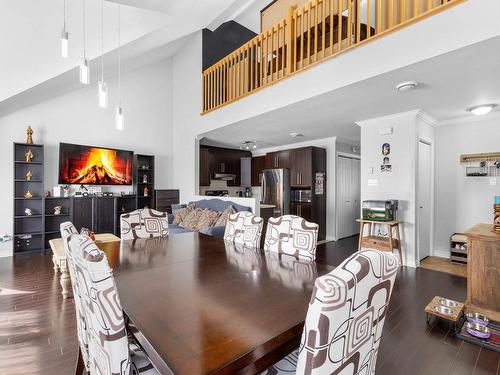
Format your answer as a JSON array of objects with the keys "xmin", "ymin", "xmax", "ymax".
[{"xmin": 202, "ymin": 0, "xmax": 463, "ymax": 114}]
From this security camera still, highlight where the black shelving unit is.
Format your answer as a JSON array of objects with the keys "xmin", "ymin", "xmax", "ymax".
[
  {"xmin": 44, "ymin": 197, "xmax": 72, "ymax": 250},
  {"xmin": 13, "ymin": 143, "xmax": 45, "ymax": 255},
  {"xmin": 135, "ymin": 154, "xmax": 155, "ymax": 210},
  {"xmin": 115, "ymin": 195, "xmax": 138, "ymax": 236}
]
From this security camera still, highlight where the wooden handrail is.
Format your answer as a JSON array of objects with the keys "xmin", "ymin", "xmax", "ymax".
[{"xmin": 202, "ymin": 0, "xmax": 465, "ymax": 114}]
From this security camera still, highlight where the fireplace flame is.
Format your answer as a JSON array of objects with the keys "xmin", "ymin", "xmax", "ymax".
[{"xmin": 68, "ymin": 148, "xmax": 130, "ymax": 184}]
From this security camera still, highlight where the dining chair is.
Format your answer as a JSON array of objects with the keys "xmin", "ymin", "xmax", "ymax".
[
  {"xmin": 264, "ymin": 215, "xmax": 319, "ymax": 260},
  {"xmin": 68, "ymin": 233, "xmax": 159, "ymax": 375},
  {"xmin": 224, "ymin": 211, "xmax": 264, "ymax": 248},
  {"xmin": 120, "ymin": 208, "xmax": 169, "ymax": 240},
  {"xmin": 60, "ymin": 222, "xmax": 91, "ymax": 372},
  {"xmin": 262, "ymin": 250, "xmax": 399, "ymax": 375}
]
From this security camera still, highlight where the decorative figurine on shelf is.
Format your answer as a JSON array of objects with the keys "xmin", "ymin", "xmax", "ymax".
[
  {"xmin": 26, "ymin": 170, "xmax": 33, "ymax": 181},
  {"xmin": 143, "ymin": 186, "xmax": 149, "ymax": 197},
  {"xmin": 45, "ymin": 190, "xmax": 51, "ymax": 197},
  {"xmin": 141, "ymin": 165, "xmax": 150, "ymax": 170},
  {"xmin": 142, "ymin": 174, "xmax": 148, "ymax": 183},
  {"xmin": 24, "ymin": 190, "xmax": 33, "ymax": 199},
  {"xmin": 63, "ymin": 185, "xmax": 71, "ymax": 197},
  {"xmin": 54, "ymin": 206, "xmax": 62, "ymax": 215},
  {"xmin": 26, "ymin": 126, "xmax": 34, "ymax": 144},
  {"xmin": 25, "ymin": 149, "xmax": 34, "ymax": 162},
  {"xmin": 80, "ymin": 228, "xmax": 96, "ymax": 241},
  {"xmin": 24, "ymin": 208, "xmax": 32, "ymax": 216}
]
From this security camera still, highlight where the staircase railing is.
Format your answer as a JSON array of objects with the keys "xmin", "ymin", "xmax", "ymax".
[{"xmin": 202, "ymin": 0, "xmax": 464, "ymax": 114}]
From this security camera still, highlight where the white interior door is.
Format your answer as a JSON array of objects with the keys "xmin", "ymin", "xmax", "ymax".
[
  {"xmin": 337, "ymin": 156, "xmax": 361, "ymax": 239},
  {"xmin": 418, "ymin": 141, "xmax": 432, "ymax": 260}
]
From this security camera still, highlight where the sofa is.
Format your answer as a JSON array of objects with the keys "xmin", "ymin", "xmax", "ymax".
[{"xmin": 168, "ymin": 198, "xmax": 251, "ymax": 238}]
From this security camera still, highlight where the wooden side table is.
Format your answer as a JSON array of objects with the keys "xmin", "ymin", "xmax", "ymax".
[
  {"xmin": 50, "ymin": 233, "xmax": 121, "ymax": 299},
  {"xmin": 356, "ymin": 219, "xmax": 403, "ymax": 266}
]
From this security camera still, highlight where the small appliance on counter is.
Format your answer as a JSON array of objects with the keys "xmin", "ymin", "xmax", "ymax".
[
  {"xmin": 291, "ymin": 189, "xmax": 312, "ymax": 203},
  {"xmin": 362, "ymin": 200, "xmax": 398, "ymax": 221},
  {"xmin": 205, "ymin": 190, "xmax": 229, "ymax": 197}
]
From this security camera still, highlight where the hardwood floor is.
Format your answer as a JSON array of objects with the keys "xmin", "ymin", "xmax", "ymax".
[
  {"xmin": 0, "ymin": 237, "xmax": 498, "ymax": 375},
  {"xmin": 420, "ymin": 256, "xmax": 467, "ymax": 278}
]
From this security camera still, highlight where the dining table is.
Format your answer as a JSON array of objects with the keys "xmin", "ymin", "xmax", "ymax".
[{"xmin": 97, "ymin": 232, "xmax": 334, "ymax": 375}]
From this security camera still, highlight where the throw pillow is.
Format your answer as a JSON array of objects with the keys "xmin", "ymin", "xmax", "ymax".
[
  {"xmin": 182, "ymin": 208, "xmax": 204, "ymax": 229},
  {"xmin": 214, "ymin": 206, "xmax": 236, "ymax": 227},
  {"xmin": 195, "ymin": 209, "xmax": 220, "ymax": 231},
  {"xmin": 173, "ymin": 203, "xmax": 194, "ymax": 225}
]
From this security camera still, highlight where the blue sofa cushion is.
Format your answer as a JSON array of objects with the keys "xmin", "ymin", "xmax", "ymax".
[{"xmin": 190, "ymin": 198, "xmax": 251, "ymax": 213}]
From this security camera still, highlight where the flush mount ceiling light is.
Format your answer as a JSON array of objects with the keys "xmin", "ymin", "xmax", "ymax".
[
  {"xmin": 396, "ymin": 81, "xmax": 418, "ymax": 92},
  {"xmin": 239, "ymin": 141, "xmax": 257, "ymax": 150},
  {"xmin": 467, "ymin": 104, "xmax": 497, "ymax": 116},
  {"xmin": 289, "ymin": 132, "xmax": 304, "ymax": 138}
]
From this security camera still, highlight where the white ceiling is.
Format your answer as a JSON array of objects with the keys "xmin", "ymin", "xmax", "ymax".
[
  {"xmin": 201, "ymin": 35, "xmax": 500, "ymax": 149},
  {"xmin": 0, "ymin": 0, "xmax": 243, "ymax": 114}
]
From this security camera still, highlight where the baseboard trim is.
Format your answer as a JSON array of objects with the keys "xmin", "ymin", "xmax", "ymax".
[{"xmin": 433, "ymin": 250, "xmax": 450, "ymax": 259}]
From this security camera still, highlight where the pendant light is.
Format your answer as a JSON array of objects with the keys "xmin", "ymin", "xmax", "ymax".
[
  {"xmin": 61, "ymin": 0, "xmax": 69, "ymax": 58},
  {"xmin": 97, "ymin": 0, "xmax": 108, "ymax": 107},
  {"xmin": 79, "ymin": 0, "xmax": 90, "ymax": 84},
  {"xmin": 115, "ymin": 5, "xmax": 124, "ymax": 130}
]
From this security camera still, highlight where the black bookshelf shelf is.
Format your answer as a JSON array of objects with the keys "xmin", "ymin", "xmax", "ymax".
[
  {"xmin": 45, "ymin": 213, "xmax": 70, "ymax": 217},
  {"xmin": 14, "ymin": 161, "xmax": 43, "ymax": 165},
  {"xmin": 14, "ymin": 215, "xmax": 43, "ymax": 219}
]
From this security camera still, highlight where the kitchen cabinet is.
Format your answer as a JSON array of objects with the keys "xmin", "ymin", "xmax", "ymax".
[
  {"xmin": 265, "ymin": 150, "xmax": 290, "ymax": 169},
  {"xmin": 290, "ymin": 203, "xmax": 313, "ymax": 223},
  {"xmin": 200, "ymin": 148, "xmax": 211, "ymax": 186},
  {"xmin": 200, "ymin": 146, "xmax": 251, "ymax": 187},
  {"xmin": 251, "ymin": 156, "xmax": 266, "ymax": 186},
  {"xmin": 94, "ymin": 197, "xmax": 115, "ymax": 234},
  {"xmin": 289, "ymin": 147, "xmax": 313, "ymax": 187},
  {"xmin": 72, "ymin": 197, "xmax": 93, "ymax": 232}
]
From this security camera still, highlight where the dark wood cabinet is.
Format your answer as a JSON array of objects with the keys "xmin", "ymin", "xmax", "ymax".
[
  {"xmin": 290, "ymin": 203, "xmax": 313, "ymax": 223},
  {"xmin": 289, "ymin": 148, "xmax": 313, "ymax": 187},
  {"xmin": 200, "ymin": 148, "xmax": 211, "ymax": 186},
  {"xmin": 265, "ymin": 150, "xmax": 290, "ymax": 169},
  {"xmin": 72, "ymin": 198, "xmax": 93, "ymax": 232},
  {"xmin": 155, "ymin": 189, "xmax": 180, "ymax": 214},
  {"xmin": 94, "ymin": 197, "xmax": 115, "ymax": 234},
  {"xmin": 200, "ymin": 146, "xmax": 251, "ymax": 187},
  {"xmin": 251, "ymin": 155, "xmax": 266, "ymax": 186}
]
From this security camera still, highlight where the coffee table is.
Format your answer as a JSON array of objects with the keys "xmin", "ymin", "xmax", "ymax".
[{"xmin": 49, "ymin": 233, "xmax": 121, "ymax": 298}]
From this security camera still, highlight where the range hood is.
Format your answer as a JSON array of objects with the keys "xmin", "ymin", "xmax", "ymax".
[{"xmin": 211, "ymin": 173, "xmax": 236, "ymax": 181}]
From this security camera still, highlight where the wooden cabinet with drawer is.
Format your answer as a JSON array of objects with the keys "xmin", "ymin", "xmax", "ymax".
[{"xmin": 155, "ymin": 190, "xmax": 180, "ymax": 214}]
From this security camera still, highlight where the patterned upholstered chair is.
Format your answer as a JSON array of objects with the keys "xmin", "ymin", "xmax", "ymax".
[
  {"xmin": 121, "ymin": 208, "xmax": 169, "ymax": 240},
  {"xmin": 224, "ymin": 211, "xmax": 264, "ymax": 248},
  {"xmin": 60, "ymin": 222, "xmax": 91, "ymax": 372},
  {"xmin": 68, "ymin": 234, "xmax": 158, "ymax": 375},
  {"xmin": 264, "ymin": 215, "xmax": 319, "ymax": 260},
  {"xmin": 262, "ymin": 250, "xmax": 399, "ymax": 375}
]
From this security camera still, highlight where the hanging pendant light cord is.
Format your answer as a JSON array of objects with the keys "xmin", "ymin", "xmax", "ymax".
[
  {"xmin": 82, "ymin": 0, "xmax": 86, "ymax": 59},
  {"xmin": 118, "ymin": 5, "xmax": 121, "ymax": 105},
  {"xmin": 101, "ymin": 0, "xmax": 104, "ymax": 81},
  {"xmin": 63, "ymin": 0, "xmax": 66, "ymax": 30}
]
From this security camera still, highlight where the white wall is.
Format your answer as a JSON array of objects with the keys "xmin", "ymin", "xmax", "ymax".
[
  {"xmin": 0, "ymin": 59, "xmax": 174, "ymax": 245},
  {"xmin": 434, "ymin": 114, "xmax": 500, "ymax": 254},
  {"xmin": 358, "ymin": 110, "xmax": 434, "ymax": 268}
]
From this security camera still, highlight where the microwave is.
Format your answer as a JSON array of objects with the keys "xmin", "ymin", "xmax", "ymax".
[{"xmin": 292, "ymin": 190, "xmax": 312, "ymax": 203}]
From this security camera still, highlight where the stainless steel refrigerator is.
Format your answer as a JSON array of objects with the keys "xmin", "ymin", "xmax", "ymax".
[{"xmin": 261, "ymin": 168, "xmax": 290, "ymax": 217}]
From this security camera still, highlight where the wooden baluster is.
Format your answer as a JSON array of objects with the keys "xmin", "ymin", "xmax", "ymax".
[
  {"xmin": 388, "ymin": 0, "xmax": 394, "ymax": 29},
  {"xmin": 347, "ymin": 0, "xmax": 352, "ymax": 46},
  {"xmin": 306, "ymin": 3, "xmax": 310, "ymax": 65},
  {"xmin": 299, "ymin": 10, "xmax": 304, "ymax": 69},
  {"xmin": 367, "ymin": 0, "xmax": 371, "ymax": 38},
  {"xmin": 414, "ymin": 0, "xmax": 419, "ymax": 18},
  {"xmin": 356, "ymin": 0, "xmax": 361, "ymax": 43},
  {"xmin": 240, "ymin": 51, "xmax": 244, "ymax": 95},
  {"xmin": 330, "ymin": 0, "xmax": 334, "ymax": 54},
  {"xmin": 289, "ymin": 9, "xmax": 296, "ymax": 75},
  {"xmin": 259, "ymin": 37, "xmax": 263, "ymax": 87},
  {"xmin": 264, "ymin": 33, "xmax": 268, "ymax": 85},
  {"xmin": 427, "ymin": 0, "xmax": 432, "ymax": 11},
  {"xmin": 401, "ymin": 0, "xmax": 406, "ymax": 22},
  {"xmin": 376, "ymin": 0, "xmax": 382, "ymax": 34},
  {"xmin": 251, "ymin": 43, "xmax": 254, "ymax": 91},
  {"xmin": 314, "ymin": 0, "xmax": 318, "ymax": 62},
  {"xmin": 337, "ymin": 0, "xmax": 342, "ymax": 51},
  {"xmin": 322, "ymin": 0, "xmax": 326, "ymax": 58},
  {"xmin": 271, "ymin": 27, "xmax": 275, "ymax": 81},
  {"xmin": 277, "ymin": 23, "xmax": 281, "ymax": 79}
]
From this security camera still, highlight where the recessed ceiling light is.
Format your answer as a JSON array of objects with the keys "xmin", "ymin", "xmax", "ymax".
[
  {"xmin": 467, "ymin": 104, "xmax": 497, "ymax": 116},
  {"xmin": 396, "ymin": 81, "xmax": 418, "ymax": 92},
  {"xmin": 289, "ymin": 132, "xmax": 303, "ymax": 138}
]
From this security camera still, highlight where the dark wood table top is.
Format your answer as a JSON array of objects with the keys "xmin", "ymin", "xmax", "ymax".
[{"xmin": 98, "ymin": 232, "xmax": 333, "ymax": 375}]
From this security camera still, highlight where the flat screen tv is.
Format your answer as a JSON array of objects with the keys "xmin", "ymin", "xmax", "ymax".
[{"xmin": 58, "ymin": 143, "xmax": 133, "ymax": 185}]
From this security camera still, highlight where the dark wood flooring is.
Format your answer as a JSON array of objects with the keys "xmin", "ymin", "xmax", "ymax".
[{"xmin": 0, "ymin": 236, "xmax": 498, "ymax": 375}]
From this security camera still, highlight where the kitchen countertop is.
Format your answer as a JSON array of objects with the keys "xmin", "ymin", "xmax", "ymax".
[{"xmin": 259, "ymin": 204, "xmax": 276, "ymax": 209}]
